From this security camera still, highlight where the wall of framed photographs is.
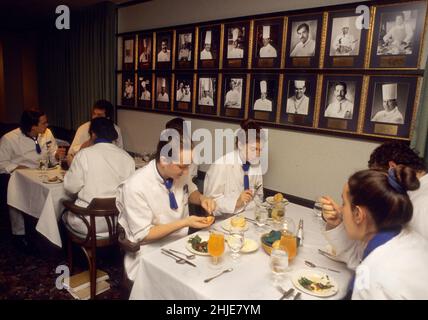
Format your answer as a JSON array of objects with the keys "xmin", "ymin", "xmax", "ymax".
[{"xmin": 116, "ymin": 0, "xmax": 427, "ymax": 142}]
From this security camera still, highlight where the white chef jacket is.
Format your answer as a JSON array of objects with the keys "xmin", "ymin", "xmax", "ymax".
[
  {"xmin": 324, "ymin": 224, "xmax": 428, "ymax": 299},
  {"xmin": 0, "ymin": 128, "xmax": 58, "ymax": 174},
  {"xmin": 259, "ymin": 43, "xmax": 277, "ymax": 58},
  {"xmin": 333, "ymin": 33, "xmax": 357, "ymax": 55},
  {"xmin": 200, "ymin": 96, "xmax": 214, "ymax": 106},
  {"xmin": 204, "ymin": 149, "xmax": 263, "ymax": 216},
  {"xmin": 371, "ymin": 107, "xmax": 404, "ymax": 124},
  {"xmin": 225, "ymin": 89, "xmax": 241, "ymax": 108},
  {"xmin": 286, "ymin": 95, "xmax": 310, "ymax": 115},
  {"xmin": 176, "ymin": 89, "xmax": 184, "ymax": 101},
  {"xmin": 290, "ymin": 38, "xmax": 316, "ymax": 57},
  {"xmin": 69, "ymin": 121, "xmax": 123, "ymax": 156},
  {"xmin": 200, "ymin": 49, "xmax": 213, "ymax": 60},
  {"xmin": 116, "ymin": 159, "xmax": 198, "ymax": 280},
  {"xmin": 254, "ymin": 98, "xmax": 272, "ymax": 112},
  {"xmin": 408, "ymin": 174, "xmax": 428, "ymax": 240},
  {"xmin": 63, "ymin": 142, "xmax": 135, "ymax": 234},
  {"xmin": 140, "ymin": 91, "xmax": 151, "ymax": 101},
  {"xmin": 157, "ymin": 50, "xmax": 171, "ymax": 62},
  {"xmin": 157, "ymin": 93, "xmax": 169, "ymax": 102},
  {"xmin": 324, "ymin": 99, "xmax": 353, "ymax": 119},
  {"xmin": 228, "ymin": 47, "xmax": 244, "ymax": 59},
  {"xmin": 383, "ymin": 23, "xmax": 413, "ymax": 45}
]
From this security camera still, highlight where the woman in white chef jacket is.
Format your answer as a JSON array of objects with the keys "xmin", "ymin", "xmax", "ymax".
[
  {"xmin": 322, "ymin": 166, "xmax": 428, "ymax": 299},
  {"xmin": 204, "ymin": 119, "xmax": 264, "ymax": 216},
  {"xmin": 117, "ymin": 130, "xmax": 216, "ymax": 281}
]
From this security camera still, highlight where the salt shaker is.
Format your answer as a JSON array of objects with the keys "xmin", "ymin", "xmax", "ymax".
[{"xmin": 296, "ymin": 219, "xmax": 304, "ymax": 247}]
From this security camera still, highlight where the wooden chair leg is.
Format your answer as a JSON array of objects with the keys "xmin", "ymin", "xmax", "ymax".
[{"xmin": 82, "ymin": 247, "xmax": 97, "ymax": 299}]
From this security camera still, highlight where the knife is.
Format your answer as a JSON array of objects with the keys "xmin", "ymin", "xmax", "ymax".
[
  {"xmin": 161, "ymin": 249, "xmax": 197, "ymax": 267},
  {"xmin": 278, "ymin": 287, "xmax": 295, "ymax": 300}
]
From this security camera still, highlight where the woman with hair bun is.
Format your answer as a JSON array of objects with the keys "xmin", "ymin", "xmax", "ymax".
[
  {"xmin": 204, "ymin": 119, "xmax": 265, "ymax": 216},
  {"xmin": 323, "ymin": 166, "xmax": 428, "ymax": 299}
]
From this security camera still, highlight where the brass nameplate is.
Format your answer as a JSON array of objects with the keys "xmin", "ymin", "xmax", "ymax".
[
  {"xmin": 157, "ymin": 102, "xmax": 170, "ymax": 110},
  {"xmin": 254, "ymin": 111, "xmax": 271, "ymax": 121},
  {"xmin": 332, "ymin": 57, "xmax": 354, "ymax": 67},
  {"xmin": 327, "ymin": 118, "xmax": 348, "ymax": 130},
  {"xmin": 379, "ymin": 56, "xmax": 406, "ymax": 68},
  {"xmin": 199, "ymin": 105, "xmax": 215, "ymax": 114},
  {"xmin": 201, "ymin": 60, "xmax": 215, "ymax": 68},
  {"xmin": 138, "ymin": 101, "xmax": 151, "ymax": 109},
  {"xmin": 139, "ymin": 62, "xmax": 150, "ymax": 69},
  {"xmin": 292, "ymin": 57, "xmax": 311, "ymax": 67},
  {"xmin": 177, "ymin": 102, "xmax": 190, "ymax": 111},
  {"xmin": 157, "ymin": 61, "xmax": 170, "ymax": 68},
  {"xmin": 374, "ymin": 123, "xmax": 398, "ymax": 136},
  {"xmin": 287, "ymin": 114, "xmax": 306, "ymax": 125},
  {"xmin": 178, "ymin": 61, "xmax": 191, "ymax": 68},
  {"xmin": 227, "ymin": 59, "xmax": 243, "ymax": 68},
  {"xmin": 225, "ymin": 108, "xmax": 241, "ymax": 117},
  {"xmin": 257, "ymin": 58, "xmax": 275, "ymax": 68}
]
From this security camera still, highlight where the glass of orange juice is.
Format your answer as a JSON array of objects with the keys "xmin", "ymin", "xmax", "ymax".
[
  {"xmin": 280, "ymin": 231, "xmax": 297, "ymax": 262},
  {"xmin": 208, "ymin": 231, "xmax": 225, "ymax": 268}
]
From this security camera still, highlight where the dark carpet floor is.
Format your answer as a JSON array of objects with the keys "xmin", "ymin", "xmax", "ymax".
[{"xmin": 0, "ymin": 205, "xmax": 126, "ymax": 300}]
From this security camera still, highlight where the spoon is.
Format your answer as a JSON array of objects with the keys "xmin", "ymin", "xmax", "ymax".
[
  {"xmin": 304, "ymin": 260, "xmax": 340, "ymax": 273},
  {"xmin": 168, "ymin": 248, "xmax": 196, "ymax": 260},
  {"xmin": 204, "ymin": 268, "xmax": 234, "ymax": 283},
  {"xmin": 161, "ymin": 251, "xmax": 186, "ymax": 264}
]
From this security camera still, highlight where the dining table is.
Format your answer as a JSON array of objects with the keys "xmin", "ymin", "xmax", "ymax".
[{"xmin": 129, "ymin": 202, "xmax": 354, "ymax": 300}]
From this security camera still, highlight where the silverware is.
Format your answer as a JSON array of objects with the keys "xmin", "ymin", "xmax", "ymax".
[
  {"xmin": 204, "ymin": 268, "xmax": 233, "ymax": 283},
  {"xmin": 168, "ymin": 248, "xmax": 196, "ymax": 260},
  {"xmin": 244, "ymin": 217, "xmax": 258, "ymax": 225},
  {"xmin": 254, "ymin": 184, "xmax": 263, "ymax": 194},
  {"xmin": 304, "ymin": 260, "xmax": 340, "ymax": 273},
  {"xmin": 276, "ymin": 286, "xmax": 295, "ymax": 300},
  {"xmin": 161, "ymin": 251, "xmax": 186, "ymax": 264},
  {"xmin": 293, "ymin": 292, "xmax": 302, "ymax": 300},
  {"xmin": 161, "ymin": 249, "xmax": 197, "ymax": 267}
]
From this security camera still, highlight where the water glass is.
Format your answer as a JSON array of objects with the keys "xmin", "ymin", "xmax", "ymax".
[
  {"xmin": 227, "ymin": 227, "xmax": 244, "ymax": 263},
  {"xmin": 270, "ymin": 248, "xmax": 289, "ymax": 285},
  {"xmin": 255, "ymin": 203, "xmax": 268, "ymax": 232}
]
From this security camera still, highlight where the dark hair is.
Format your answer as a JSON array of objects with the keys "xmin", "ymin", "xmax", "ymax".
[
  {"xmin": 89, "ymin": 117, "xmax": 118, "ymax": 142},
  {"xmin": 368, "ymin": 141, "xmax": 426, "ymax": 172},
  {"xmin": 347, "ymin": 166, "xmax": 419, "ymax": 231},
  {"xmin": 335, "ymin": 82, "xmax": 347, "ymax": 93},
  {"xmin": 20, "ymin": 109, "xmax": 45, "ymax": 134},
  {"xmin": 155, "ymin": 128, "xmax": 192, "ymax": 163},
  {"xmin": 236, "ymin": 118, "xmax": 263, "ymax": 147},
  {"xmin": 297, "ymin": 23, "xmax": 309, "ymax": 33},
  {"xmin": 93, "ymin": 99, "xmax": 113, "ymax": 119}
]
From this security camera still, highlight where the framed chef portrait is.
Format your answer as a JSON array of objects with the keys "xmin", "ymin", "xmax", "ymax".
[
  {"xmin": 155, "ymin": 74, "xmax": 172, "ymax": 111},
  {"xmin": 122, "ymin": 73, "xmax": 135, "ymax": 106},
  {"xmin": 249, "ymin": 74, "xmax": 279, "ymax": 123},
  {"xmin": 198, "ymin": 25, "xmax": 220, "ymax": 69},
  {"xmin": 123, "ymin": 36, "xmax": 135, "ymax": 71},
  {"xmin": 280, "ymin": 73, "xmax": 317, "ymax": 127},
  {"xmin": 137, "ymin": 73, "xmax": 152, "ymax": 109},
  {"xmin": 156, "ymin": 31, "xmax": 173, "ymax": 70},
  {"xmin": 318, "ymin": 75, "xmax": 363, "ymax": 133},
  {"xmin": 138, "ymin": 33, "xmax": 152, "ymax": 70},
  {"xmin": 324, "ymin": 10, "xmax": 368, "ymax": 68},
  {"xmin": 370, "ymin": 1, "xmax": 427, "ymax": 68},
  {"xmin": 196, "ymin": 74, "xmax": 218, "ymax": 115},
  {"xmin": 252, "ymin": 18, "xmax": 284, "ymax": 68},
  {"xmin": 223, "ymin": 21, "xmax": 250, "ymax": 68},
  {"xmin": 174, "ymin": 73, "xmax": 193, "ymax": 113},
  {"xmin": 285, "ymin": 13, "xmax": 323, "ymax": 68},
  {"xmin": 363, "ymin": 76, "xmax": 419, "ymax": 139},
  {"xmin": 176, "ymin": 28, "xmax": 194, "ymax": 70},
  {"xmin": 220, "ymin": 74, "xmax": 246, "ymax": 119}
]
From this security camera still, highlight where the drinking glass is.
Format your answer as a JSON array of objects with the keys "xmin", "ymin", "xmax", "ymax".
[
  {"xmin": 38, "ymin": 157, "xmax": 48, "ymax": 179},
  {"xmin": 208, "ymin": 231, "xmax": 225, "ymax": 268},
  {"xmin": 270, "ymin": 248, "xmax": 289, "ymax": 285},
  {"xmin": 271, "ymin": 202, "xmax": 285, "ymax": 231},
  {"xmin": 227, "ymin": 227, "xmax": 244, "ymax": 263},
  {"xmin": 255, "ymin": 202, "xmax": 268, "ymax": 232},
  {"xmin": 280, "ymin": 231, "xmax": 297, "ymax": 262}
]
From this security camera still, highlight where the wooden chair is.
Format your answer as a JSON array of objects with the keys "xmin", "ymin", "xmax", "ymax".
[{"xmin": 61, "ymin": 198, "xmax": 119, "ymax": 299}]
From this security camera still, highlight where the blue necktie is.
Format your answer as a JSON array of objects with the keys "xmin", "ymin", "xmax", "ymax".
[
  {"xmin": 242, "ymin": 162, "xmax": 250, "ymax": 190},
  {"xmin": 164, "ymin": 178, "xmax": 178, "ymax": 210},
  {"xmin": 32, "ymin": 137, "xmax": 41, "ymax": 154}
]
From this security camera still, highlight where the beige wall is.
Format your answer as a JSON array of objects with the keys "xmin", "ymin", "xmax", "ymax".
[{"xmin": 117, "ymin": 0, "xmax": 418, "ymax": 201}]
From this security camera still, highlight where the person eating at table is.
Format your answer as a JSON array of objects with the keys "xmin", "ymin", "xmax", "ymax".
[
  {"xmin": 63, "ymin": 117, "xmax": 135, "ymax": 235},
  {"xmin": 0, "ymin": 109, "xmax": 65, "ymax": 249},
  {"xmin": 321, "ymin": 166, "xmax": 428, "ymax": 299},
  {"xmin": 203, "ymin": 118, "xmax": 264, "ymax": 216},
  {"xmin": 116, "ymin": 128, "xmax": 216, "ymax": 281}
]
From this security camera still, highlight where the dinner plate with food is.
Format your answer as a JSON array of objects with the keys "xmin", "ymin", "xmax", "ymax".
[
  {"xmin": 266, "ymin": 193, "xmax": 289, "ymax": 206},
  {"xmin": 186, "ymin": 234, "xmax": 210, "ymax": 256},
  {"xmin": 42, "ymin": 176, "xmax": 63, "ymax": 184},
  {"xmin": 221, "ymin": 215, "xmax": 249, "ymax": 232},
  {"xmin": 291, "ymin": 269, "xmax": 339, "ymax": 298}
]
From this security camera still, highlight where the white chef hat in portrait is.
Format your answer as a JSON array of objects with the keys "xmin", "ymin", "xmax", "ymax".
[
  {"xmin": 262, "ymin": 25, "xmax": 270, "ymax": 39},
  {"xmin": 161, "ymin": 78, "xmax": 166, "ymax": 87},
  {"xmin": 141, "ymin": 79, "xmax": 146, "ymax": 88},
  {"xmin": 382, "ymin": 83, "xmax": 397, "ymax": 100},
  {"xmin": 232, "ymin": 28, "xmax": 239, "ymax": 41},
  {"xmin": 294, "ymin": 80, "xmax": 306, "ymax": 88},
  {"xmin": 180, "ymin": 33, "xmax": 185, "ymax": 44},
  {"xmin": 203, "ymin": 78, "xmax": 210, "ymax": 91},
  {"xmin": 143, "ymin": 38, "xmax": 147, "ymax": 47},
  {"xmin": 205, "ymin": 30, "xmax": 212, "ymax": 44},
  {"xmin": 260, "ymin": 80, "xmax": 267, "ymax": 93}
]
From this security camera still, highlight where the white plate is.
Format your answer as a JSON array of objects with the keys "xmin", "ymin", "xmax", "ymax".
[
  {"xmin": 186, "ymin": 235, "xmax": 210, "ymax": 256},
  {"xmin": 292, "ymin": 269, "xmax": 339, "ymax": 298},
  {"xmin": 240, "ymin": 238, "xmax": 259, "ymax": 253},
  {"xmin": 42, "ymin": 177, "xmax": 63, "ymax": 184},
  {"xmin": 221, "ymin": 220, "xmax": 249, "ymax": 232},
  {"xmin": 266, "ymin": 196, "xmax": 289, "ymax": 205}
]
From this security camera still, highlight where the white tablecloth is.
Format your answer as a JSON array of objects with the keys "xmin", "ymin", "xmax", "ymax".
[
  {"xmin": 129, "ymin": 203, "xmax": 353, "ymax": 300},
  {"xmin": 7, "ymin": 167, "xmax": 71, "ymax": 247}
]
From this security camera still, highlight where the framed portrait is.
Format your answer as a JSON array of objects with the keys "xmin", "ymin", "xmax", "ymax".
[
  {"xmin": 220, "ymin": 74, "xmax": 246, "ymax": 119},
  {"xmin": 138, "ymin": 33, "xmax": 152, "ymax": 70},
  {"xmin": 223, "ymin": 21, "xmax": 250, "ymax": 68},
  {"xmin": 318, "ymin": 75, "xmax": 363, "ymax": 133},
  {"xmin": 252, "ymin": 18, "xmax": 284, "ymax": 68},
  {"xmin": 176, "ymin": 28, "xmax": 194, "ymax": 69},
  {"xmin": 137, "ymin": 73, "xmax": 152, "ymax": 109},
  {"xmin": 196, "ymin": 74, "xmax": 218, "ymax": 115},
  {"xmin": 324, "ymin": 10, "xmax": 369, "ymax": 68},
  {"xmin": 174, "ymin": 73, "xmax": 193, "ymax": 113},
  {"xmin": 363, "ymin": 76, "xmax": 419, "ymax": 139},
  {"xmin": 285, "ymin": 13, "xmax": 323, "ymax": 68},
  {"xmin": 123, "ymin": 36, "xmax": 135, "ymax": 71},
  {"xmin": 156, "ymin": 31, "xmax": 173, "ymax": 70},
  {"xmin": 155, "ymin": 74, "xmax": 172, "ymax": 111},
  {"xmin": 370, "ymin": 1, "xmax": 427, "ymax": 68},
  {"xmin": 249, "ymin": 74, "xmax": 279, "ymax": 123},
  {"xmin": 280, "ymin": 74, "xmax": 318, "ymax": 127},
  {"xmin": 122, "ymin": 73, "xmax": 135, "ymax": 106},
  {"xmin": 198, "ymin": 25, "xmax": 221, "ymax": 69}
]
